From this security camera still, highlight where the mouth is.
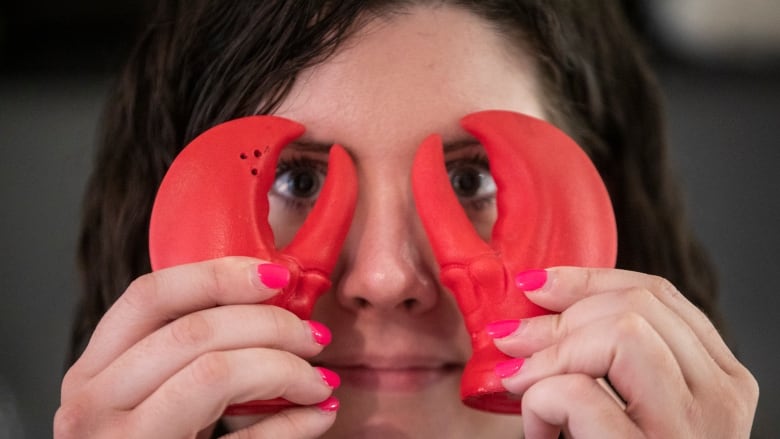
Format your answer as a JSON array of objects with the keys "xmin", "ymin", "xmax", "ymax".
[{"xmin": 317, "ymin": 357, "xmax": 464, "ymax": 392}]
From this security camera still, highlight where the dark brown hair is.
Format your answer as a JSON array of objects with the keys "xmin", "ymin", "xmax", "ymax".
[{"xmin": 69, "ymin": 0, "xmax": 720, "ymax": 365}]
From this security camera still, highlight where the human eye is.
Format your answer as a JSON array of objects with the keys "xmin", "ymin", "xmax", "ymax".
[
  {"xmin": 270, "ymin": 155, "xmax": 327, "ymax": 214},
  {"xmin": 446, "ymin": 153, "xmax": 496, "ymax": 212},
  {"xmin": 444, "ymin": 151, "xmax": 497, "ymax": 240}
]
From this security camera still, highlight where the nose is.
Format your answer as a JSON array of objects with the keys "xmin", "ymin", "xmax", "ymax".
[{"xmin": 335, "ymin": 169, "xmax": 439, "ymax": 314}]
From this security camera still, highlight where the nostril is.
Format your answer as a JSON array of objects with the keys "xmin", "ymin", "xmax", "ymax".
[
  {"xmin": 354, "ymin": 297, "xmax": 370, "ymax": 309},
  {"xmin": 349, "ymin": 297, "xmax": 420, "ymax": 311},
  {"xmin": 402, "ymin": 298, "xmax": 418, "ymax": 311}
]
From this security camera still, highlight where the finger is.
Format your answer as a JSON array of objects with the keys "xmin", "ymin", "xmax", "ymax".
[
  {"xmin": 222, "ymin": 399, "xmax": 338, "ymax": 439},
  {"xmin": 521, "ymin": 267, "xmax": 740, "ymax": 374},
  {"xmin": 73, "ymin": 257, "xmax": 284, "ymax": 379},
  {"xmin": 522, "ymin": 374, "xmax": 642, "ymax": 439},
  {"xmin": 91, "ymin": 304, "xmax": 330, "ymax": 408},
  {"xmin": 499, "ymin": 313, "xmax": 690, "ymax": 430},
  {"xmin": 494, "ymin": 288, "xmax": 719, "ymax": 390},
  {"xmin": 128, "ymin": 348, "xmax": 337, "ymax": 437}
]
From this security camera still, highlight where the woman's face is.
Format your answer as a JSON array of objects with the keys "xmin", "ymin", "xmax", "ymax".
[{"xmin": 270, "ymin": 5, "xmax": 545, "ymax": 437}]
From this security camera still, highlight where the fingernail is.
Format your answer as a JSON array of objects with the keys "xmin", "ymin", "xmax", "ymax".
[
  {"xmin": 316, "ymin": 396, "xmax": 340, "ymax": 412},
  {"xmin": 306, "ymin": 320, "xmax": 332, "ymax": 345},
  {"xmin": 315, "ymin": 367, "xmax": 341, "ymax": 388},
  {"xmin": 515, "ymin": 269, "xmax": 547, "ymax": 291},
  {"xmin": 495, "ymin": 358, "xmax": 525, "ymax": 378},
  {"xmin": 257, "ymin": 263, "xmax": 290, "ymax": 289},
  {"xmin": 485, "ymin": 320, "xmax": 521, "ymax": 339}
]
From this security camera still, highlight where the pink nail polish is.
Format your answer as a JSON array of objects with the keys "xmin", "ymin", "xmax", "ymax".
[
  {"xmin": 495, "ymin": 358, "xmax": 525, "ymax": 378},
  {"xmin": 515, "ymin": 269, "xmax": 547, "ymax": 291},
  {"xmin": 257, "ymin": 263, "xmax": 290, "ymax": 289},
  {"xmin": 306, "ymin": 321, "xmax": 332, "ymax": 345},
  {"xmin": 485, "ymin": 320, "xmax": 521, "ymax": 339},
  {"xmin": 316, "ymin": 396, "xmax": 340, "ymax": 412},
  {"xmin": 315, "ymin": 367, "xmax": 341, "ymax": 388}
]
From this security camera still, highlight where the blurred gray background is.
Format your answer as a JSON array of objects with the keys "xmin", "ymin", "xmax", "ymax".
[{"xmin": 1, "ymin": 1, "xmax": 778, "ymax": 438}]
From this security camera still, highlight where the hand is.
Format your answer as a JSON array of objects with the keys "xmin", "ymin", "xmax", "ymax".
[
  {"xmin": 489, "ymin": 267, "xmax": 759, "ymax": 438},
  {"xmin": 54, "ymin": 257, "xmax": 339, "ymax": 439}
]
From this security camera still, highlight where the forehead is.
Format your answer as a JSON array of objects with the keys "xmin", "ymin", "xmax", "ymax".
[{"xmin": 274, "ymin": 5, "xmax": 544, "ymax": 146}]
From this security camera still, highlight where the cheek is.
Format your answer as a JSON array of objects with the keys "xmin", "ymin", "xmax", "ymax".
[
  {"xmin": 268, "ymin": 196, "xmax": 306, "ymax": 248},
  {"xmin": 440, "ymin": 292, "xmax": 475, "ymax": 354},
  {"xmin": 465, "ymin": 204, "xmax": 497, "ymax": 242}
]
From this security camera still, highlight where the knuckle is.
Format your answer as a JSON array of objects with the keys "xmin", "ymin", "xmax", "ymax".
[
  {"xmin": 522, "ymin": 374, "xmax": 592, "ymax": 407},
  {"xmin": 548, "ymin": 313, "xmax": 568, "ymax": 341},
  {"xmin": 614, "ymin": 312, "xmax": 653, "ymax": 342},
  {"xmin": 521, "ymin": 376, "xmax": 549, "ymax": 407},
  {"xmin": 253, "ymin": 305, "xmax": 301, "ymax": 347},
  {"xmin": 123, "ymin": 273, "xmax": 162, "ymax": 311},
  {"xmin": 270, "ymin": 351, "xmax": 312, "ymax": 397},
  {"xmin": 580, "ymin": 267, "xmax": 611, "ymax": 295},
  {"xmin": 698, "ymin": 313, "xmax": 723, "ymax": 342},
  {"xmin": 206, "ymin": 256, "xmax": 247, "ymax": 296},
  {"xmin": 533, "ymin": 336, "xmax": 565, "ymax": 367},
  {"xmin": 566, "ymin": 373, "xmax": 597, "ymax": 396},
  {"xmin": 59, "ymin": 368, "xmax": 83, "ymax": 402},
  {"xmin": 53, "ymin": 403, "xmax": 88, "ymax": 439},
  {"xmin": 649, "ymin": 275, "xmax": 681, "ymax": 300},
  {"xmin": 520, "ymin": 382, "xmax": 538, "ymax": 408},
  {"xmin": 625, "ymin": 286, "xmax": 657, "ymax": 308},
  {"xmin": 189, "ymin": 352, "xmax": 232, "ymax": 388},
  {"xmin": 265, "ymin": 306, "xmax": 294, "ymax": 342},
  {"xmin": 169, "ymin": 313, "xmax": 214, "ymax": 347},
  {"xmin": 747, "ymin": 373, "xmax": 760, "ymax": 403},
  {"xmin": 582, "ymin": 268, "xmax": 599, "ymax": 294},
  {"xmin": 205, "ymin": 259, "xmax": 229, "ymax": 299},
  {"xmin": 276, "ymin": 352, "xmax": 305, "ymax": 387},
  {"xmin": 738, "ymin": 368, "xmax": 760, "ymax": 408}
]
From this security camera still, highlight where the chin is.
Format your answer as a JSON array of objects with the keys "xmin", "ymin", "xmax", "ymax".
[{"xmin": 321, "ymin": 375, "xmax": 523, "ymax": 438}]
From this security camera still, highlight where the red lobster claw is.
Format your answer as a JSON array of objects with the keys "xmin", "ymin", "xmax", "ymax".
[
  {"xmin": 148, "ymin": 115, "xmax": 357, "ymax": 414},
  {"xmin": 411, "ymin": 110, "xmax": 617, "ymax": 413}
]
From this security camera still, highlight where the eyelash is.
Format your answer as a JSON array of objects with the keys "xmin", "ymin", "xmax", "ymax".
[
  {"xmin": 272, "ymin": 152, "xmax": 495, "ymax": 212},
  {"xmin": 276, "ymin": 156, "xmax": 327, "ymax": 174},
  {"xmin": 446, "ymin": 152, "xmax": 490, "ymax": 172}
]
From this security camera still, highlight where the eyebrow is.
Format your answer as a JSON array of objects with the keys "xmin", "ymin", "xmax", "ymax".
[
  {"xmin": 288, "ymin": 138, "xmax": 481, "ymax": 154},
  {"xmin": 287, "ymin": 140, "xmax": 332, "ymax": 153},
  {"xmin": 443, "ymin": 139, "xmax": 481, "ymax": 153}
]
